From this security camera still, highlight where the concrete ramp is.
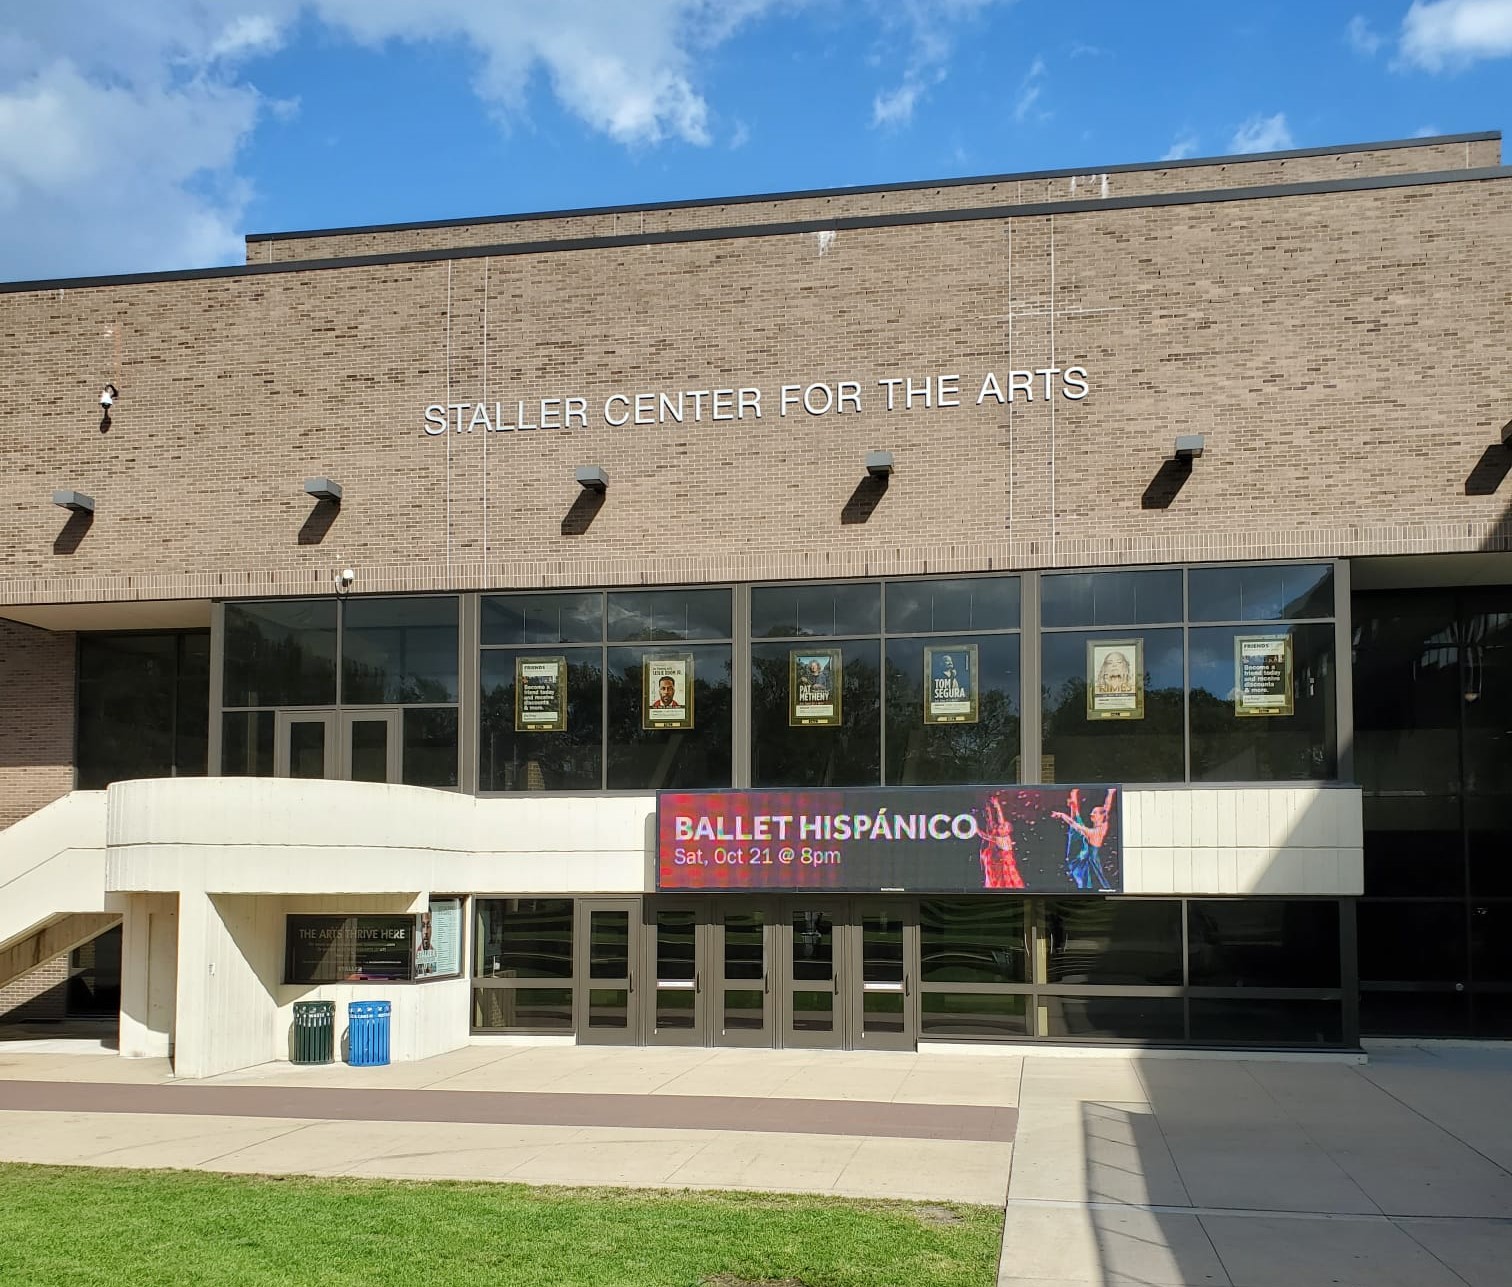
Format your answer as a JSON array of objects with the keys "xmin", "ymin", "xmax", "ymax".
[{"xmin": 0, "ymin": 793, "xmax": 110, "ymax": 983}]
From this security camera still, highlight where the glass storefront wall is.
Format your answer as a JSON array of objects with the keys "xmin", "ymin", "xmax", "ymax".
[
  {"xmin": 472, "ymin": 895, "xmax": 1350, "ymax": 1049},
  {"xmin": 76, "ymin": 631, "xmax": 209, "ymax": 789},
  {"xmin": 1353, "ymin": 587, "xmax": 1512, "ymax": 1039},
  {"xmin": 220, "ymin": 596, "xmax": 459, "ymax": 787}
]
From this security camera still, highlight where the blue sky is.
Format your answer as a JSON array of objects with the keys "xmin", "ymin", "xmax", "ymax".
[{"xmin": 1, "ymin": 1, "xmax": 1509, "ymax": 281}]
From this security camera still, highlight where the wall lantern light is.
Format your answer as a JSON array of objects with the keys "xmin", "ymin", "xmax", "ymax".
[
  {"xmin": 53, "ymin": 490, "xmax": 95, "ymax": 514},
  {"xmin": 304, "ymin": 477, "xmax": 344, "ymax": 503},
  {"xmin": 575, "ymin": 466, "xmax": 609, "ymax": 493},
  {"xmin": 865, "ymin": 450, "xmax": 895, "ymax": 479},
  {"xmin": 1174, "ymin": 435, "xmax": 1206, "ymax": 461}
]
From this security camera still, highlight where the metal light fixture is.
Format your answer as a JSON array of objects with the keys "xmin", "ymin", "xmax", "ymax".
[
  {"xmin": 53, "ymin": 489, "xmax": 95, "ymax": 514},
  {"xmin": 99, "ymin": 384, "xmax": 118, "ymax": 410},
  {"xmin": 575, "ymin": 465, "xmax": 609, "ymax": 493},
  {"xmin": 1174, "ymin": 434, "xmax": 1205, "ymax": 461},
  {"xmin": 304, "ymin": 477, "xmax": 343, "ymax": 503},
  {"xmin": 865, "ymin": 450, "xmax": 895, "ymax": 478}
]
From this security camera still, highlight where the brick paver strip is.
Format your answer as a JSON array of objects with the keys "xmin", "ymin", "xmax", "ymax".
[{"xmin": 0, "ymin": 1080, "xmax": 1016, "ymax": 1142}]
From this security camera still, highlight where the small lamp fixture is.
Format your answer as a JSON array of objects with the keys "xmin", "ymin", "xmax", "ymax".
[
  {"xmin": 304, "ymin": 477, "xmax": 343, "ymax": 503},
  {"xmin": 99, "ymin": 384, "xmax": 118, "ymax": 410},
  {"xmin": 865, "ymin": 450, "xmax": 895, "ymax": 479},
  {"xmin": 53, "ymin": 489, "xmax": 95, "ymax": 514},
  {"xmin": 575, "ymin": 465, "xmax": 609, "ymax": 493},
  {"xmin": 1174, "ymin": 434, "xmax": 1205, "ymax": 461}
]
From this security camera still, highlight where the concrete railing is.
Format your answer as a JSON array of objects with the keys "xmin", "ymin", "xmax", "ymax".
[{"xmin": 0, "ymin": 791, "xmax": 108, "ymax": 954}]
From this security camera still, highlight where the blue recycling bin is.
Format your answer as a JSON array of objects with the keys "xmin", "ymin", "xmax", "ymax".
[{"xmin": 347, "ymin": 999, "xmax": 391, "ymax": 1067}]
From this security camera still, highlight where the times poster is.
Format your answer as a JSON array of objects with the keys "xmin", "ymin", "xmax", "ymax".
[{"xmin": 1087, "ymin": 638, "xmax": 1144, "ymax": 720}]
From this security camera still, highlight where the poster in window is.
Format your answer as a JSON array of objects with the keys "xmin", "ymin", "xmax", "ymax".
[
  {"xmin": 923, "ymin": 644, "xmax": 979, "ymax": 725},
  {"xmin": 515, "ymin": 656, "xmax": 567, "ymax": 732},
  {"xmin": 643, "ymin": 654, "xmax": 694, "ymax": 730},
  {"xmin": 1234, "ymin": 633, "xmax": 1294, "ymax": 717},
  {"xmin": 414, "ymin": 897, "xmax": 462, "ymax": 978},
  {"xmin": 1087, "ymin": 638, "xmax": 1145, "ymax": 720},
  {"xmin": 789, "ymin": 648, "xmax": 842, "ymax": 727}
]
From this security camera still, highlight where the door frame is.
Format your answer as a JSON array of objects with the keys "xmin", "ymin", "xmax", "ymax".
[
  {"xmin": 640, "ymin": 895, "xmax": 709, "ymax": 1046},
  {"xmin": 576, "ymin": 897, "xmax": 641, "ymax": 1046},
  {"xmin": 338, "ymin": 708, "xmax": 402, "ymax": 781},
  {"xmin": 274, "ymin": 709, "xmax": 336, "ymax": 778}
]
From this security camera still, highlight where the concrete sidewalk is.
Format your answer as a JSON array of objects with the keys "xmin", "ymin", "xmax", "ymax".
[{"xmin": 0, "ymin": 1040, "xmax": 1510, "ymax": 1285}]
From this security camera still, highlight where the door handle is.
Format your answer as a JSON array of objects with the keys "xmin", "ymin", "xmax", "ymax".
[
  {"xmin": 833, "ymin": 973, "xmax": 839, "ymax": 995},
  {"xmin": 904, "ymin": 973, "xmax": 910, "ymax": 997},
  {"xmin": 763, "ymin": 971, "xmax": 769, "ymax": 995},
  {"xmin": 627, "ymin": 971, "xmax": 633, "ymax": 993},
  {"xmin": 695, "ymin": 971, "xmax": 701, "ymax": 993}
]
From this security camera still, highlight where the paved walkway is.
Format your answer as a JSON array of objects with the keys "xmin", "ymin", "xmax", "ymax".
[{"xmin": 0, "ymin": 1038, "xmax": 1510, "ymax": 1285}]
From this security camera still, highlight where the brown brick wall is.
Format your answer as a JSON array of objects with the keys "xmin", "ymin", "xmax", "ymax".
[
  {"xmin": 0, "ymin": 956, "xmax": 69, "ymax": 1021},
  {"xmin": 1, "ymin": 172, "xmax": 1508, "ymax": 611},
  {"xmin": 0, "ymin": 622, "xmax": 74, "ymax": 828},
  {"xmin": 247, "ymin": 137, "xmax": 1500, "ymax": 264}
]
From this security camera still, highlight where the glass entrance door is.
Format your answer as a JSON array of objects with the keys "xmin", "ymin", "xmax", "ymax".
[
  {"xmin": 274, "ymin": 711, "xmax": 335, "ymax": 778},
  {"xmin": 643, "ymin": 899, "xmax": 707, "ymax": 1045},
  {"xmin": 851, "ymin": 898, "xmax": 917, "ymax": 1051},
  {"xmin": 713, "ymin": 898, "xmax": 777, "ymax": 1047},
  {"xmin": 782, "ymin": 898, "xmax": 847, "ymax": 1049},
  {"xmin": 340, "ymin": 709, "xmax": 400, "ymax": 782},
  {"xmin": 577, "ymin": 899, "xmax": 639, "ymax": 1045}
]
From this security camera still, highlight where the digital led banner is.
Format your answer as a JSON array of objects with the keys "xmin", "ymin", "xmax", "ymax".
[{"xmin": 657, "ymin": 785, "xmax": 1122, "ymax": 894}]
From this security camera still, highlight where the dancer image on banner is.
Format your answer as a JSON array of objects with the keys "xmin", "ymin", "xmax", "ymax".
[
  {"xmin": 1053, "ymin": 787, "xmax": 1117, "ymax": 891},
  {"xmin": 977, "ymin": 792, "xmax": 1025, "ymax": 889}
]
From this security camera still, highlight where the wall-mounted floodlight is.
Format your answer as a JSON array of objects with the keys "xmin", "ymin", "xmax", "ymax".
[
  {"xmin": 99, "ymin": 384, "xmax": 118, "ymax": 411},
  {"xmin": 304, "ymin": 477, "xmax": 343, "ymax": 503},
  {"xmin": 865, "ymin": 450, "xmax": 895, "ymax": 478},
  {"xmin": 53, "ymin": 490, "xmax": 95, "ymax": 514},
  {"xmin": 1174, "ymin": 435, "xmax": 1205, "ymax": 461},
  {"xmin": 575, "ymin": 466, "xmax": 608, "ymax": 493}
]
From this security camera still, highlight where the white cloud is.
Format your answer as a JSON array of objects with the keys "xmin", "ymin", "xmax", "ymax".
[
  {"xmin": 1399, "ymin": 0, "xmax": 1512, "ymax": 69},
  {"xmin": 1346, "ymin": 15, "xmax": 1385, "ymax": 56},
  {"xmin": 0, "ymin": 1, "xmax": 793, "ymax": 279},
  {"xmin": 868, "ymin": 0, "xmax": 1004, "ymax": 128},
  {"xmin": 1161, "ymin": 133, "xmax": 1199, "ymax": 162},
  {"xmin": 1230, "ymin": 112, "xmax": 1294, "ymax": 153},
  {"xmin": 1012, "ymin": 55, "xmax": 1047, "ymax": 124}
]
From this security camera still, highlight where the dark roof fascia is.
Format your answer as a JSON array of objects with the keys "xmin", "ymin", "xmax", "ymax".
[
  {"xmin": 5, "ymin": 164, "xmax": 1510, "ymax": 297},
  {"xmin": 244, "ymin": 131, "xmax": 1502, "ymax": 244}
]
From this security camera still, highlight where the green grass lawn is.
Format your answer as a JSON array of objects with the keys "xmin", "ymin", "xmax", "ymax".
[{"xmin": 0, "ymin": 1163, "xmax": 1002, "ymax": 1287}]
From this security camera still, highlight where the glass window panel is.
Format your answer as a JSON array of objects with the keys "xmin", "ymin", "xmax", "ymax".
[
  {"xmin": 589, "ymin": 910, "xmax": 630, "ymax": 979},
  {"xmin": 1044, "ymin": 899, "xmax": 1183, "ymax": 986},
  {"xmin": 479, "ymin": 649, "xmax": 603, "ymax": 791},
  {"xmin": 722, "ymin": 911, "xmax": 766, "ymax": 982},
  {"xmin": 1357, "ymin": 901, "xmax": 1467, "ymax": 984},
  {"xmin": 920, "ymin": 992, "xmax": 1028, "ymax": 1038},
  {"xmin": 342, "ymin": 597, "xmax": 459, "ymax": 704},
  {"xmin": 1352, "ymin": 592, "xmax": 1463, "ymax": 798},
  {"xmin": 1468, "ymin": 796, "xmax": 1512, "ymax": 897},
  {"xmin": 1363, "ymin": 795, "xmax": 1464, "ymax": 897},
  {"xmin": 287, "ymin": 720, "xmax": 328, "ymax": 779},
  {"xmin": 751, "ymin": 638, "xmax": 881, "ymax": 787},
  {"xmin": 606, "ymin": 588, "xmax": 732, "ymax": 641},
  {"xmin": 885, "ymin": 633, "xmax": 1021, "ymax": 785},
  {"xmin": 1041, "ymin": 628, "xmax": 1184, "ymax": 782},
  {"xmin": 656, "ymin": 989, "xmax": 697, "ymax": 1029},
  {"xmin": 656, "ymin": 910, "xmax": 696, "ymax": 982},
  {"xmin": 76, "ymin": 634, "xmax": 176, "ymax": 789},
  {"xmin": 920, "ymin": 899, "xmax": 1027, "ymax": 984},
  {"xmin": 751, "ymin": 582, "xmax": 880, "ymax": 638},
  {"xmin": 474, "ymin": 898, "xmax": 574, "ymax": 979},
  {"xmin": 221, "ymin": 710, "xmax": 274, "ymax": 776},
  {"xmin": 1189, "ymin": 623, "xmax": 1337, "ymax": 781},
  {"xmin": 791, "ymin": 910, "xmax": 834, "ymax": 983},
  {"xmin": 587, "ymin": 990, "xmax": 629, "ymax": 1029},
  {"xmin": 402, "ymin": 708, "xmax": 458, "ymax": 789},
  {"xmin": 1188, "ymin": 564, "xmax": 1334, "ymax": 623},
  {"xmin": 1189, "ymin": 999, "xmax": 1343, "ymax": 1046},
  {"xmin": 1042, "ymin": 996, "xmax": 1186, "ymax": 1041},
  {"xmin": 347, "ymin": 718, "xmax": 389, "ymax": 783},
  {"xmin": 1041, "ymin": 569, "xmax": 1182, "ymax": 628},
  {"xmin": 481, "ymin": 592, "xmax": 602, "ymax": 646},
  {"xmin": 1473, "ymin": 994, "xmax": 1512, "ymax": 1041},
  {"xmin": 1187, "ymin": 901, "xmax": 1340, "ymax": 988},
  {"xmin": 1471, "ymin": 903, "xmax": 1512, "ymax": 984},
  {"xmin": 1461, "ymin": 594, "xmax": 1512, "ymax": 799},
  {"xmin": 723, "ymin": 989, "xmax": 765, "ymax": 1032},
  {"xmin": 174, "ymin": 633, "xmax": 210, "ymax": 778},
  {"xmin": 863, "ymin": 990, "xmax": 906, "ymax": 1034},
  {"xmin": 224, "ymin": 600, "xmax": 336, "ymax": 707},
  {"xmin": 861, "ymin": 912, "xmax": 904, "ymax": 983},
  {"xmin": 885, "ymin": 577, "xmax": 1020, "ymax": 634},
  {"xmin": 790, "ymin": 989, "xmax": 834, "ymax": 1032},
  {"xmin": 472, "ymin": 987, "xmax": 574, "ymax": 1031},
  {"xmin": 1360, "ymin": 989, "xmax": 1469, "ymax": 1038},
  {"xmin": 605, "ymin": 644, "xmax": 733, "ymax": 790}
]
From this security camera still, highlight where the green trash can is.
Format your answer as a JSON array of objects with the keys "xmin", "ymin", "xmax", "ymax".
[{"xmin": 291, "ymin": 1000, "xmax": 335, "ymax": 1065}]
